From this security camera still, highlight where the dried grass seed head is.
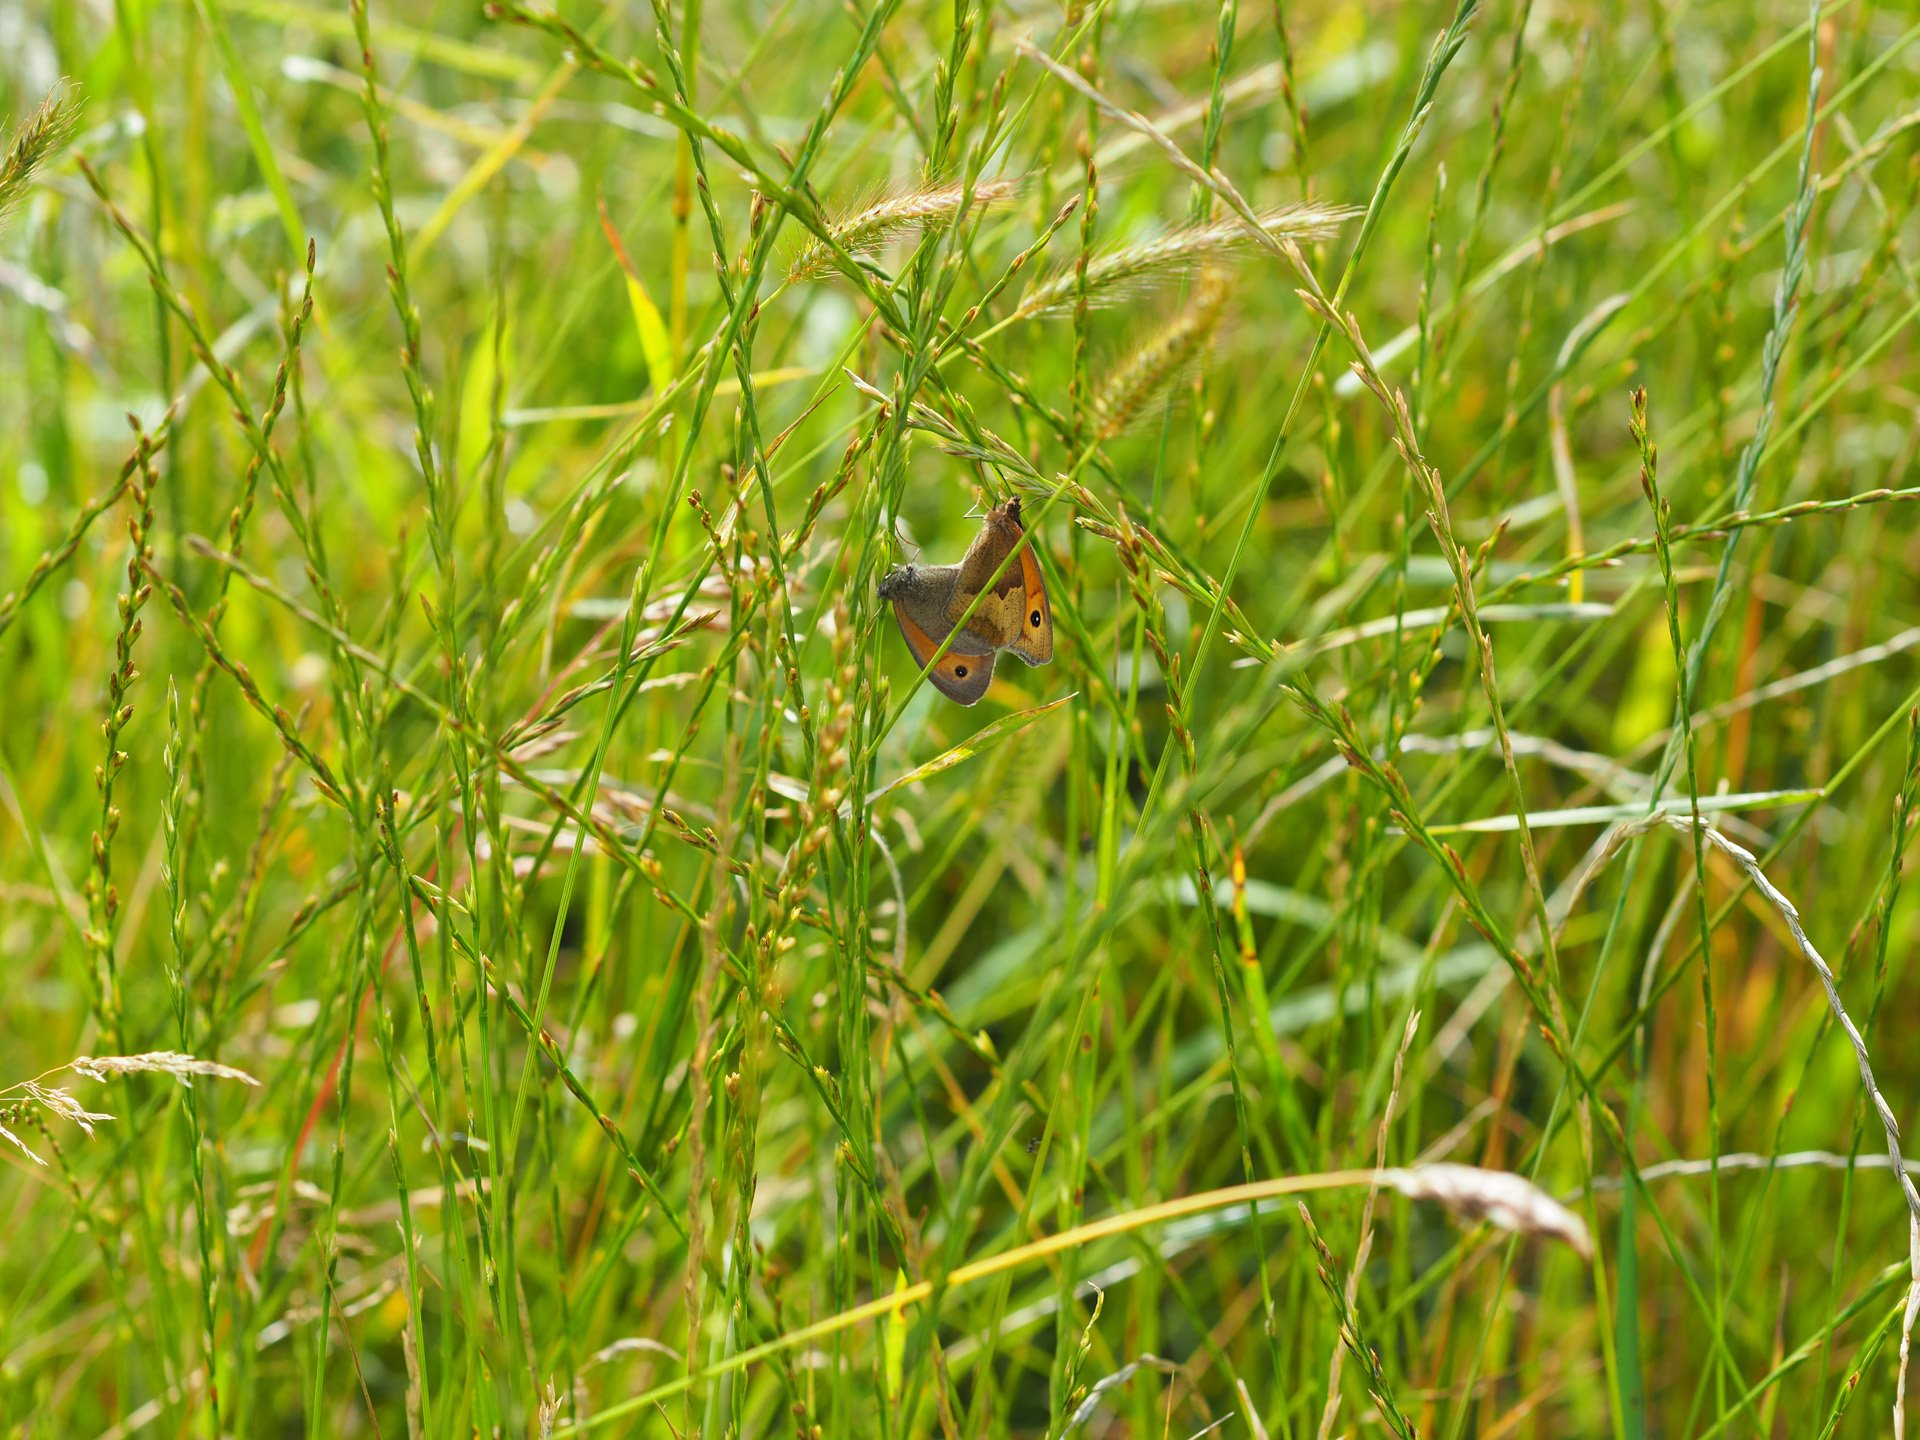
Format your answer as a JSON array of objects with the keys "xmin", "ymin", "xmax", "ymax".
[
  {"xmin": 789, "ymin": 177, "xmax": 1021, "ymax": 283},
  {"xmin": 1018, "ymin": 202, "xmax": 1359, "ymax": 319}
]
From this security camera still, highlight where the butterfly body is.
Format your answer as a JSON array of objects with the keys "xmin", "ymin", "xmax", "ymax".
[{"xmin": 879, "ymin": 499, "xmax": 1053, "ymax": 705}]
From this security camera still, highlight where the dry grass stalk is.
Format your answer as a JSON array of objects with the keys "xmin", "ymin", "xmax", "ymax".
[
  {"xmin": 1907, "ymin": 1221, "xmax": 1920, "ymax": 1440},
  {"xmin": 1556, "ymin": 804, "xmax": 1920, "ymax": 1418},
  {"xmin": 1570, "ymin": 1149, "xmax": 1920, "ymax": 1197},
  {"xmin": 1657, "ymin": 809, "xmax": 1920, "ymax": 1434},
  {"xmin": 1384, "ymin": 1163, "xmax": 1592, "ymax": 1257},
  {"xmin": 0, "ymin": 82, "xmax": 80, "ymax": 237},
  {"xmin": 1088, "ymin": 272, "xmax": 1231, "ymax": 438},
  {"xmin": 1018, "ymin": 203, "xmax": 1357, "ymax": 319},
  {"xmin": 788, "ymin": 177, "xmax": 1019, "ymax": 282}
]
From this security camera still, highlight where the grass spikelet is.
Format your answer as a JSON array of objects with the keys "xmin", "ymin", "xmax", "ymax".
[
  {"xmin": 1088, "ymin": 271, "xmax": 1230, "ymax": 438},
  {"xmin": 1317, "ymin": 1012, "xmax": 1420, "ymax": 1440},
  {"xmin": 1015, "ymin": 203, "xmax": 1357, "ymax": 319},
  {"xmin": 788, "ymin": 176, "xmax": 1019, "ymax": 282},
  {"xmin": 20, "ymin": 1085, "xmax": 114, "ymax": 1136},
  {"xmin": 1298, "ymin": 1200, "xmax": 1420, "ymax": 1439},
  {"xmin": 0, "ymin": 81, "xmax": 79, "ymax": 236},
  {"xmin": 1385, "ymin": 1163, "xmax": 1593, "ymax": 1257}
]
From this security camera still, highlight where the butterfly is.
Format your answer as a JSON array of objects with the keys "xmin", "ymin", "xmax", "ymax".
[{"xmin": 876, "ymin": 498, "xmax": 1054, "ymax": 705}]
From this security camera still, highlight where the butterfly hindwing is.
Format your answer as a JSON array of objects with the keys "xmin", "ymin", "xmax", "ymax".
[{"xmin": 890, "ymin": 596, "xmax": 997, "ymax": 706}]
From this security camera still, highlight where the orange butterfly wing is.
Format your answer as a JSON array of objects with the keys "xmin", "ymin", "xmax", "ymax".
[
  {"xmin": 1004, "ymin": 511, "xmax": 1053, "ymax": 667},
  {"xmin": 890, "ymin": 597, "xmax": 996, "ymax": 705}
]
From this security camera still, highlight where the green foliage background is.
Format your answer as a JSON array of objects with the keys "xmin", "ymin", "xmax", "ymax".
[{"xmin": 4, "ymin": 0, "xmax": 1920, "ymax": 1433}]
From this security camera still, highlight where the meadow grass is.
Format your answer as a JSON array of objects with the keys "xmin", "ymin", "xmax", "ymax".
[{"xmin": 4, "ymin": 0, "xmax": 1920, "ymax": 1432}]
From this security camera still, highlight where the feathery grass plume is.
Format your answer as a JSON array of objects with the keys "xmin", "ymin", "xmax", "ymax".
[
  {"xmin": 0, "ymin": 82, "xmax": 80, "ymax": 238},
  {"xmin": 68, "ymin": 1051, "xmax": 261, "ymax": 1085},
  {"xmin": 0, "ymin": 1052, "xmax": 257, "ymax": 1165},
  {"xmin": 1384, "ymin": 1163, "xmax": 1592, "ymax": 1256},
  {"xmin": 788, "ymin": 176, "xmax": 1019, "ymax": 282},
  {"xmin": 1088, "ymin": 270, "xmax": 1231, "ymax": 439},
  {"xmin": 1015, "ymin": 202, "xmax": 1358, "ymax": 319},
  {"xmin": 0, "ymin": 1079, "xmax": 113, "ymax": 1164}
]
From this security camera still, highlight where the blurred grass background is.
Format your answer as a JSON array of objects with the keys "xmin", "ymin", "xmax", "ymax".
[{"xmin": 5, "ymin": 0, "xmax": 1920, "ymax": 1432}]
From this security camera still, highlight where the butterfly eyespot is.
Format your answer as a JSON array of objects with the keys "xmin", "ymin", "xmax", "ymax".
[
  {"xmin": 954, "ymin": 665, "xmax": 969, "ymax": 678},
  {"xmin": 1030, "ymin": 610, "xmax": 1042, "ymax": 626}
]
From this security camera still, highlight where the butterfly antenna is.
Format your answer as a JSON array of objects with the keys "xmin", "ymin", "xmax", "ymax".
[{"xmin": 891, "ymin": 518, "xmax": 922, "ymax": 562}]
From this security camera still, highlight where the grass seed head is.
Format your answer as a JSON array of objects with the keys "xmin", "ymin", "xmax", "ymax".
[
  {"xmin": 1089, "ymin": 271, "xmax": 1232, "ymax": 439},
  {"xmin": 1385, "ymin": 1164, "xmax": 1592, "ymax": 1257},
  {"xmin": 0, "ymin": 81, "xmax": 81, "ymax": 238},
  {"xmin": 1019, "ymin": 203, "xmax": 1358, "ymax": 319}
]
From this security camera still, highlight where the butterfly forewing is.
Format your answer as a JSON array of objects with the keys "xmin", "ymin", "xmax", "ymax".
[{"xmin": 947, "ymin": 505, "xmax": 1027, "ymax": 650}]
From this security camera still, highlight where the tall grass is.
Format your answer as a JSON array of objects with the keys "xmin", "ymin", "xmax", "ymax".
[{"xmin": 4, "ymin": 0, "xmax": 1920, "ymax": 1434}]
